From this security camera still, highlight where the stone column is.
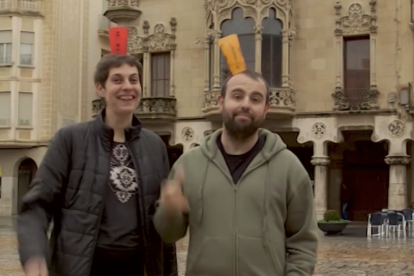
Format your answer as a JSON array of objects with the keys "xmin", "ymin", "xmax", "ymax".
[
  {"xmin": 254, "ymin": 25, "xmax": 262, "ymax": 73},
  {"xmin": 212, "ymin": 32, "xmax": 221, "ymax": 89},
  {"xmin": 311, "ymin": 156, "xmax": 330, "ymax": 220},
  {"xmin": 385, "ymin": 155, "xmax": 410, "ymax": 210}
]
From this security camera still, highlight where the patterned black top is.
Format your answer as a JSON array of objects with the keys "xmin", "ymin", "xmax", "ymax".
[{"xmin": 97, "ymin": 142, "xmax": 141, "ymax": 254}]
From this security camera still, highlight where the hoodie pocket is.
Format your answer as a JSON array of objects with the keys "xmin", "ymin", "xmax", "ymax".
[
  {"xmin": 187, "ymin": 236, "xmax": 233, "ymax": 276},
  {"xmin": 238, "ymin": 236, "xmax": 284, "ymax": 276}
]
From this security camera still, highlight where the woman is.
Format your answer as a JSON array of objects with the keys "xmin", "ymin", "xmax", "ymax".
[{"xmin": 17, "ymin": 54, "xmax": 178, "ymax": 276}]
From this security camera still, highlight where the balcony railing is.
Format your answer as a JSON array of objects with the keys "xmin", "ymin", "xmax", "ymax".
[
  {"xmin": 332, "ymin": 87, "xmax": 379, "ymax": 111},
  {"xmin": 0, "ymin": 0, "xmax": 42, "ymax": 13},
  {"xmin": 108, "ymin": 0, "xmax": 139, "ymax": 8},
  {"xmin": 202, "ymin": 87, "xmax": 296, "ymax": 119},
  {"xmin": 104, "ymin": 0, "xmax": 141, "ymax": 23},
  {"xmin": 92, "ymin": 96, "xmax": 177, "ymax": 121}
]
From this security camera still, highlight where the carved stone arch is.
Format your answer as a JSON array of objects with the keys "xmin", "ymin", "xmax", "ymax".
[
  {"xmin": 259, "ymin": 5, "xmax": 286, "ymax": 27},
  {"xmin": 218, "ymin": 5, "xmax": 258, "ymax": 27}
]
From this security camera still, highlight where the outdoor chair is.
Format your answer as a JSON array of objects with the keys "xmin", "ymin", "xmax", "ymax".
[
  {"xmin": 387, "ymin": 212, "xmax": 406, "ymax": 238},
  {"xmin": 367, "ymin": 212, "xmax": 387, "ymax": 238},
  {"xmin": 402, "ymin": 209, "xmax": 413, "ymax": 232}
]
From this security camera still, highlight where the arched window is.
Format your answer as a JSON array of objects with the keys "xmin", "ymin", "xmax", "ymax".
[
  {"xmin": 262, "ymin": 8, "xmax": 282, "ymax": 88},
  {"xmin": 220, "ymin": 8, "xmax": 255, "ymax": 82}
]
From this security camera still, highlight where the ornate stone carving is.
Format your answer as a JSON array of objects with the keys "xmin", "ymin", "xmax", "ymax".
[
  {"xmin": 312, "ymin": 122, "xmax": 326, "ymax": 138},
  {"xmin": 128, "ymin": 18, "xmax": 177, "ymax": 54},
  {"xmin": 137, "ymin": 97, "xmax": 176, "ymax": 118},
  {"xmin": 204, "ymin": 130, "xmax": 214, "ymax": 137},
  {"xmin": 332, "ymin": 87, "xmax": 379, "ymax": 111},
  {"xmin": 269, "ymin": 88, "xmax": 295, "ymax": 108},
  {"xmin": 202, "ymin": 88, "xmax": 295, "ymax": 115},
  {"xmin": 334, "ymin": 2, "xmax": 377, "ymax": 36},
  {"xmin": 385, "ymin": 155, "xmax": 411, "ymax": 165},
  {"xmin": 204, "ymin": 0, "xmax": 292, "ymax": 26},
  {"xmin": 92, "ymin": 99, "xmax": 105, "ymax": 117},
  {"xmin": 311, "ymin": 156, "xmax": 330, "ymax": 166},
  {"xmin": 91, "ymin": 97, "xmax": 177, "ymax": 120},
  {"xmin": 105, "ymin": 0, "xmax": 141, "ymax": 23},
  {"xmin": 202, "ymin": 90, "xmax": 221, "ymax": 112},
  {"xmin": 388, "ymin": 119, "xmax": 405, "ymax": 137},
  {"xmin": 182, "ymin": 127, "xmax": 195, "ymax": 142},
  {"xmin": 108, "ymin": 0, "xmax": 139, "ymax": 7}
]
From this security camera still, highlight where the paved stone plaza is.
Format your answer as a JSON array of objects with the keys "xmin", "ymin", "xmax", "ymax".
[{"xmin": 1, "ymin": 218, "xmax": 414, "ymax": 276}]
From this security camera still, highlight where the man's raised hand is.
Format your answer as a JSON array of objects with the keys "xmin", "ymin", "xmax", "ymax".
[{"xmin": 160, "ymin": 165, "xmax": 189, "ymax": 213}]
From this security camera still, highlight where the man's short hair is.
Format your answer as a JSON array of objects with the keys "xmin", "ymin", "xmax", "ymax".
[
  {"xmin": 220, "ymin": 70, "xmax": 270, "ymax": 103},
  {"xmin": 94, "ymin": 54, "xmax": 143, "ymax": 89}
]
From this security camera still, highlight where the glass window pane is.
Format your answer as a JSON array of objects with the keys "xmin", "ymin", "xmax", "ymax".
[
  {"xmin": 0, "ymin": 92, "xmax": 11, "ymax": 126},
  {"xmin": 151, "ymin": 53, "xmax": 170, "ymax": 96},
  {"xmin": 220, "ymin": 8, "xmax": 255, "ymax": 82},
  {"xmin": 261, "ymin": 34, "xmax": 271, "ymax": 84},
  {"xmin": 5, "ymin": 43, "xmax": 11, "ymax": 63},
  {"xmin": 0, "ymin": 31, "xmax": 12, "ymax": 43},
  {"xmin": 221, "ymin": 8, "xmax": 254, "ymax": 36},
  {"xmin": 271, "ymin": 35, "xmax": 282, "ymax": 87},
  {"xmin": 164, "ymin": 54, "xmax": 170, "ymax": 79},
  {"xmin": 18, "ymin": 92, "xmax": 33, "ymax": 126},
  {"xmin": 21, "ymin": 32, "xmax": 34, "ymax": 44},
  {"xmin": 262, "ymin": 9, "xmax": 282, "ymax": 35},
  {"xmin": 239, "ymin": 34, "xmax": 255, "ymax": 70},
  {"xmin": 344, "ymin": 36, "xmax": 370, "ymax": 90},
  {"xmin": 152, "ymin": 80, "xmax": 157, "ymax": 96},
  {"xmin": 20, "ymin": 43, "xmax": 33, "ymax": 65},
  {"xmin": 156, "ymin": 55, "xmax": 164, "ymax": 79},
  {"xmin": 155, "ymin": 80, "xmax": 163, "ymax": 96},
  {"xmin": 164, "ymin": 80, "xmax": 170, "ymax": 96},
  {"xmin": 151, "ymin": 55, "xmax": 158, "ymax": 79}
]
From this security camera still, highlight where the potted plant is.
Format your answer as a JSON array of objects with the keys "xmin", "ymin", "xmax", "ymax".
[{"xmin": 317, "ymin": 209, "xmax": 350, "ymax": 235}]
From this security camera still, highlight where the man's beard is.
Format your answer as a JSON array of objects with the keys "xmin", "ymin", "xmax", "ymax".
[{"xmin": 223, "ymin": 110, "xmax": 264, "ymax": 141}]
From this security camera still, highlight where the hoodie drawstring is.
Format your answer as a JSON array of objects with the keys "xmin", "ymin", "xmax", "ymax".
[
  {"xmin": 197, "ymin": 162, "xmax": 210, "ymax": 225},
  {"xmin": 262, "ymin": 162, "xmax": 271, "ymax": 248}
]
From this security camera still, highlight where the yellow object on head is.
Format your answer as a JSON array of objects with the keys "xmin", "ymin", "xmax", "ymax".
[{"xmin": 218, "ymin": 34, "xmax": 246, "ymax": 75}]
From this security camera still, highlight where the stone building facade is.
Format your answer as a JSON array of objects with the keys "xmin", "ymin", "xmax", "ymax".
[
  {"xmin": 0, "ymin": 0, "xmax": 101, "ymax": 216},
  {"xmin": 2, "ymin": 0, "xmax": 414, "ymax": 221},
  {"xmin": 94, "ymin": 0, "xmax": 414, "ymax": 220}
]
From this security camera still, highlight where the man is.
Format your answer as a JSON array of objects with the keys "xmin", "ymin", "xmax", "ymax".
[
  {"xmin": 18, "ymin": 54, "xmax": 178, "ymax": 276},
  {"xmin": 341, "ymin": 183, "xmax": 350, "ymax": 220},
  {"xmin": 154, "ymin": 70, "xmax": 318, "ymax": 275}
]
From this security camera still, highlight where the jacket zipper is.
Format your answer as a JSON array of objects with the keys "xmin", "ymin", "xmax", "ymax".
[
  {"xmin": 87, "ymin": 150, "xmax": 112, "ymax": 276},
  {"xmin": 127, "ymin": 142, "xmax": 150, "ymax": 266}
]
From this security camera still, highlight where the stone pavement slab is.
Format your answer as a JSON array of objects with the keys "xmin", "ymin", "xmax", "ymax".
[{"xmin": 2, "ymin": 218, "xmax": 414, "ymax": 276}]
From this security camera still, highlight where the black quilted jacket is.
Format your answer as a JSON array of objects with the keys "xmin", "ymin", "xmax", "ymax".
[{"xmin": 17, "ymin": 110, "xmax": 178, "ymax": 276}]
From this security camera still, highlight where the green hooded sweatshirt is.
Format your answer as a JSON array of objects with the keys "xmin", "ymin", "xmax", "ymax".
[{"xmin": 154, "ymin": 129, "xmax": 318, "ymax": 276}]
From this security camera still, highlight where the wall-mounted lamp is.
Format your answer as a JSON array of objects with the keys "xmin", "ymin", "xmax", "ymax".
[{"xmin": 399, "ymin": 85, "xmax": 411, "ymax": 111}]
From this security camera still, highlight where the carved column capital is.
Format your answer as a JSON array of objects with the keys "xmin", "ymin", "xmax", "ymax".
[
  {"xmin": 311, "ymin": 156, "xmax": 330, "ymax": 166},
  {"xmin": 385, "ymin": 155, "xmax": 411, "ymax": 165}
]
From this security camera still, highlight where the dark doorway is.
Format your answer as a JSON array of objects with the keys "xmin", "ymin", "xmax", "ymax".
[
  {"xmin": 160, "ymin": 135, "xmax": 184, "ymax": 169},
  {"xmin": 277, "ymin": 132, "xmax": 314, "ymax": 180},
  {"xmin": 17, "ymin": 158, "xmax": 37, "ymax": 209},
  {"xmin": 342, "ymin": 139, "xmax": 389, "ymax": 221}
]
